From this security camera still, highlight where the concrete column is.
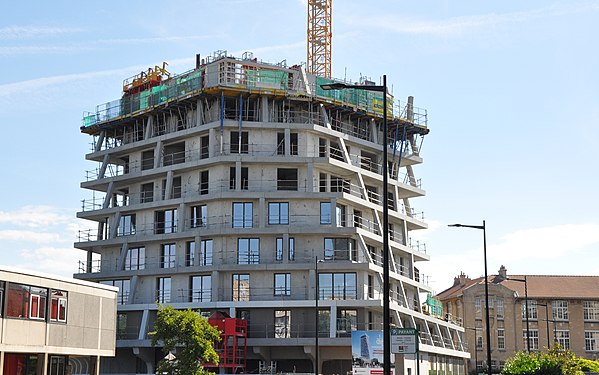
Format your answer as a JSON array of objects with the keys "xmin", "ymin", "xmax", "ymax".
[
  {"xmin": 164, "ymin": 170, "xmax": 173, "ymax": 200},
  {"xmin": 154, "ymin": 140, "xmax": 162, "ymax": 168},
  {"xmin": 196, "ymin": 99, "xmax": 204, "ymax": 126},
  {"xmin": 235, "ymin": 161, "xmax": 242, "ymax": 190},
  {"xmin": 211, "ymin": 270, "xmax": 219, "ymax": 301},
  {"xmin": 87, "ymin": 250, "xmax": 93, "ymax": 273},
  {"xmin": 144, "ymin": 116, "xmax": 154, "ymax": 140},
  {"xmin": 117, "ymin": 241, "xmax": 128, "ymax": 271},
  {"xmin": 208, "ymin": 128, "xmax": 215, "ymax": 157},
  {"xmin": 94, "ymin": 131, "xmax": 105, "ymax": 152},
  {"xmin": 259, "ymin": 197, "xmax": 265, "ymax": 228},
  {"xmin": 98, "ymin": 154, "xmax": 109, "ymax": 179},
  {"xmin": 306, "ymin": 163, "xmax": 314, "ymax": 192},
  {"xmin": 261, "ymin": 96, "xmax": 269, "ymax": 122},
  {"xmin": 178, "ymin": 203, "xmax": 185, "ymax": 233},
  {"xmin": 329, "ymin": 302, "xmax": 337, "ymax": 338},
  {"xmin": 284, "ymin": 128, "xmax": 291, "ymax": 155}
]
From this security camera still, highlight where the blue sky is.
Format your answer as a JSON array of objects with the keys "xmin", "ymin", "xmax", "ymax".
[{"xmin": 1, "ymin": 0, "xmax": 598, "ymax": 292}]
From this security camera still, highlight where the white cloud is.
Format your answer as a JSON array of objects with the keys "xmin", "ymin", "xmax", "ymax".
[
  {"xmin": 16, "ymin": 246, "xmax": 84, "ymax": 278},
  {"xmin": 0, "ymin": 230, "xmax": 60, "ymax": 243},
  {"xmin": 0, "ymin": 205, "xmax": 73, "ymax": 228},
  {"xmin": 0, "ymin": 26, "xmax": 82, "ymax": 40}
]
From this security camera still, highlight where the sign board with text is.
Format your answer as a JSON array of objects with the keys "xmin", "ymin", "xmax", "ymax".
[{"xmin": 390, "ymin": 328, "xmax": 418, "ymax": 354}]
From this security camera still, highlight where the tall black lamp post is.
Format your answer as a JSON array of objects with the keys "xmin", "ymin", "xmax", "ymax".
[
  {"xmin": 509, "ymin": 276, "xmax": 530, "ymax": 352},
  {"xmin": 448, "ymin": 221, "xmax": 491, "ymax": 375},
  {"xmin": 321, "ymin": 76, "xmax": 390, "ymax": 375}
]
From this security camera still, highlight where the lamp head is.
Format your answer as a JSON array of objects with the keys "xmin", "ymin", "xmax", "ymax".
[{"xmin": 320, "ymin": 83, "xmax": 347, "ymax": 90}]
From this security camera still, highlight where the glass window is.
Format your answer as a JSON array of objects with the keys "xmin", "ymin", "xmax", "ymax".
[
  {"xmin": 336, "ymin": 204, "xmax": 346, "ymax": 227},
  {"xmin": 522, "ymin": 300, "xmax": 538, "ymax": 320},
  {"xmin": 186, "ymin": 241, "xmax": 196, "ymax": 266},
  {"xmin": 232, "ymin": 274, "xmax": 250, "ymax": 301},
  {"xmin": 324, "ymin": 237, "xmax": 355, "ymax": 260},
  {"xmin": 155, "ymin": 209, "xmax": 177, "ymax": 234},
  {"xmin": 200, "ymin": 239, "xmax": 213, "ymax": 266},
  {"xmin": 496, "ymin": 298, "xmax": 504, "ymax": 319},
  {"xmin": 274, "ymin": 310, "xmax": 291, "ymax": 338},
  {"xmin": 232, "ymin": 202, "xmax": 253, "ymax": 228},
  {"xmin": 584, "ymin": 301, "xmax": 599, "ymax": 321},
  {"xmin": 268, "ymin": 202, "xmax": 289, "ymax": 225},
  {"xmin": 190, "ymin": 275, "xmax": 211, "ymax": 302},
  {"xmin": 337, "ymin": 309, "xmax": 357, "ymax": 336},
  {"xmin": 29, "ymin": 287, "xmax": 47, "ymax": 320},
  {"xmin": 191, "ymin": 205, "xmax": 207, "ymax": 228},
  {"xmin": 552, "ymin": 300, "xmax": 569, "ymax": 321},
  {"xmin": 523, "ymin": 329, "xmax": 539, "ymax": 351},
  {"xmin": 101, "ymin": 279, "xmax": 130, "ymax": 305},
  {"xmin": 125, "ymin": 247, "xmax": 145, "ymax": 270},
  {"xmin": 238, "ymin": 238, "xmax": 260, "ymax": 264},
  {"xmin": 320, "ymin": 202, "xmax": 331, "ymax": 224},
  {"xmin": 50, "ymin": 290, "xmax": 67, "ymax": 323},
  {"xmin": 156, "ymin": 277, "xmax": 171, "ymax": 304},
  {"xmin": 118, "ymin": 214, "xmax": 136, "ymax": 236},
  {"xmin": 497, "ymin": 328, "xmax": 505, "ymax": 350},
  {"xmin": 141, "ymin": 182, "xmax": 154, "ymax": 203},
  {"xmin": 289, "ymin": 237, "xmax": 295, "ymax": 261},
  {"xmin": 200, "ymin": 136, "xmax": 210, "ymax": 159},
  {"xmin": 585, "ymin": 331, "xmax": 599, "ymax": 351},
  {"xmin": 556, "ymin": 330, "xmax": 570, "ymax": 349},
  {"xmin": 276, "ymin": 238, "xmax": 283, "ymax": 261},
  {"xmin": 229, "ymin": 167, "xmax": 249, "ymax": 190},
  {"xmin": 318, "ymin": 309, "xmax": 330, "ymax": 336},
  {"xmin": 274, "ymin": 273, "xmax": 291, "ymax": 296},
  {"xmin": 318, "ymin": 272, "xmax": 357, "ymax": 300},
  {"xmin": 231, "ymin": 131, "xmax": 248, "ymax": 154},
  {"xmin": 161, "ymin": 243, "xmax": 176, "ymax": 268},
  {"xmin": 475, "ymin": 328, "xmax": 483, "ymax": 350}
]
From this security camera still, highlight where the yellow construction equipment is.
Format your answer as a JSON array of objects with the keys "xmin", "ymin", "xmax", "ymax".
[
  {"xmin": 122, "ymin": 62, "xmax": 171, "ymax": 97},
  {"xmin": 307, "ymin": 0, "xmax": 332, "ymax": 78}
]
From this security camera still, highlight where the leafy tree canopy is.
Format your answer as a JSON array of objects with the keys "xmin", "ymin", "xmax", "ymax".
[
  {"xmin": 150, "ymin": 304, "xmax": 221, "ymax": 375},
  {"xmin": 502, "ymin": 345, "xmax": 599, "ymax": 375}
]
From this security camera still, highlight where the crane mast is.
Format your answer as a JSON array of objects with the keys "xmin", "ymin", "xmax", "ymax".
[{"xmin": 307, "ymin": 0, "xmax": 332, "ymax": 78}]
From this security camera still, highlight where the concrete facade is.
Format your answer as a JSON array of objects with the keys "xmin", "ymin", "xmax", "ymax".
[
  {"xmin": 0, "ymin": 266, "xmax": 117, "ymax": 375},
  {"xmin": 74, "ymin": 51, "xmax": 469, "ymax": 375},
  {"xmin": 437, "ymin": 266, "xmax": 599, "ymax": 373}
]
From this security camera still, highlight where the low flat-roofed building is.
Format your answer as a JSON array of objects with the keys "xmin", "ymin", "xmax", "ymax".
[{"xmin": 0, "ymin": 266, "xmax": 118, "ymax": 375}]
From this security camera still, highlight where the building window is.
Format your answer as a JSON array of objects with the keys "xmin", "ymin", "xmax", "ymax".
[
  {"xmin": 276, "ymin": 133, "xmax": 298, "ymax": 155},
  {"xmin": 522, "ymin": 300, "xmax": 538, "ymax": 320},
  {"xmin": 238, "ymin": 238, "xmax": 260, "ymax": 264},
  {"xmin": 100, "ymin": 279, "xmax": 130, "ymax": 305},
  {"xmin": 274, "ymin": 273, "xmax": 291, "ymax": 296},
  {"xmin": 495, "ymin": 298, "xmax": 504, "ymax": 319},
  {"xmin": 232, "ymin": 202, "xmax": 253, "ymax": 228},
  {"xmin": 231, "ymin": 131, "xmax": 248, "ymax": 154},
  {"xmin": 155, "ymin": 209, "xmax": 177, "ymax": 234},
  {"xmin": 49, "ymin": 356, "xmax": 67, "ymax": 375},
  {"xmin": 116, "ymin": 313, "xmax": 128, "ymax": 339},
  {"xmin": 156, "ymin": 277, "xmax": 171, "ymax": 304},
  {"xmin": 29, "ymin": 287, "xmax": 47, "ymax": 320},
  {"xmin": 584, "ymin": 301, "xmax": 599, "ymax": 321},
  {"xmin": 474, "ymin": 298, "xmax": 482, "ymax": 318},
  {"xmin": 276, "ymin": 238, "xmax": 283, "ymax": 261},
  {"xmin": 318, "ymin": 309, "xmax": 330, "ymax": 336},
  {"xmin": 50, "ymin": 290, "xmax": 67, "ymax": 323},
  {"xmin": 320, "ymin": 202, "xmax": 331, "ymax": 224},
  {"xmin": 191, "ymin": 205, "xmax": 207, "ymax": 228},
  {"xmin": 190, "ymin": 275, "xmax": 211, "ymax": 302},
  {"xmin": 232, "ymin": 274, "xmax": 250, "ymax": 301},
  {"xmin": 330, "ymin": 176, "xmax": 349, "ymax": 193},
  {"xmin": 186, "ymin": 241, "xmax": 196, "ymax": 266},
  {"xmin": 277, "ymin": 133, "xmax": 285, "ymax": 155},
  {"xmin": 117, "ymin": 214, "xmax": 136, "ymax": 236},
  {"xmin": 556, "ymin": 330, "xmax": 570, "ymax": 349},
  {"xmin": 161, "ymin": 243, "xmax": 176, "ymax": 268},
  {"xmin": 497, "ymin": 328, "xmax": 505, "ymax": 350},
  {"xmin": 163, "ymin": 142, "xmax": 185, "ymax": 166},
  {"xmin": 268, "ymin": 202, "xmax": 289, "ymax": 225},
  {"xmin": 274, "ymin": 310, "xmax": 291, "ymax": 338},
  {"xmin": 141, "ymin": 149, "xmax": 154, "ymax": 170},
  {"xmin": 172, "ymin": 176, "xmax": 182, "ymax": 199},
  {"xmin": 200, "ymin": 239, "xmax": 213, "ymax": 266},
  {"xmin": 319, "ymin": 173, "xmax": 327, "ymax": 192},
  {"xmin": 125, "ymin": 247, "xmax": 145, "ymax": 270},
  {"xmin": 277, "ymin": 168, "xmax": 298, "ymax": 190},
  {"xmin": 475, "ymin": 328, "xmax": 483, "ymax": 350},
  {"xmin": 324, "ymin": 237, "xmax": 356, "ymax": 260},
  {"xmin": 200, "ymin": 135, "xmax": 210, "ymax": 159},
  {"xmin": 552, "ymin": 300, "xmax": 569, "ymax": 321},
  {"xmin": 523, "ymin": 329, "xmax": 539, "ymax": 351},
  {"xmin": 289, "ymin": 237, "xmax": 295, "ymax": 261},
  {"xmin": 229, "ymin": 166, "xmax": 248, "ymax": 190},
  {"xmin": 367, "ymin": 275, "xmax": 374, "ymax": 298},
  {"xmin": 141, "ymin": 182, "xmax": 154, "ymax": 203},
  {"xmin": 585, "ymin": 331, "xmax": 599, "ymax": 351},
  {"xmin": 318, "ymin": 272, "xmax": 357, "ymax": 300},
  {"xmin": 337, "ymin": 309, "xmax": 357, "ymax": 336},
  {"xmin": 336, "ymin": 204, "xmax": 346, "ymax": 227},
  {"xmin": 200, "ymin": 170, "xmax": 209, "ymax": 195}
]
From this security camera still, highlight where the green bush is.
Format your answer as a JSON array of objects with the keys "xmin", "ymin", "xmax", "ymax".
[{"xmin": 502, "ymin": 345, "xmax": 599, "ymax": 375}]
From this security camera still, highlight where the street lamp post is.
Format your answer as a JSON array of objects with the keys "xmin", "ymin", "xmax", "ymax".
[
  {"xmin": 321, "ymin": 76, "xmax": 391, "ymax": 375},
  {"xmin": 509, "ymin": 277, "xmax": 530, "ymax": 352},
  {"xmin": 315, "ymin": 256, "xmax": 320, "ymax": 375},
  {"xmin": 448, "ymin": 221, "xmax": 492, "ymax": 375}
]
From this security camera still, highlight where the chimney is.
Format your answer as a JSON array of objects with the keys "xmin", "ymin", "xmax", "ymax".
[
  {"xmin": 498, "ymin": 265, "xmax": 507, "ymax": 280},
  {"xmin": 453, "ymin": 271, "xmax": 469, "ymax": 286}
]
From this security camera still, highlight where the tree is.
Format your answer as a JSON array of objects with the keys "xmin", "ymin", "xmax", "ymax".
[
  {"xmin": 150, "ymin": 304, "xmax": 221, "ymax": 375},
  {"xmin": 502, "ymin": 345, "xmax": 599, "ymax": 375}
]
